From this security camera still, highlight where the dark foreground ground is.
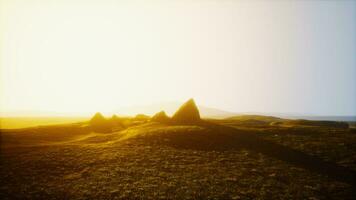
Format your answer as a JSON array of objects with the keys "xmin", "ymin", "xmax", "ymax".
[{"xmin": 1, "ymin": 118, "xmax": 356, "ymax": 199}]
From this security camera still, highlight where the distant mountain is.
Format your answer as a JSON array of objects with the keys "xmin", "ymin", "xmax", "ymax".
[
  {"xmin": 114, "ymin": 103, "xmax": 356, "ymax": 122},
  {"xmin": 2, "ymin": 105, "xmax": 354, "ymax": 122},
  {"xmin": 279, "ymin": 115, "xmax": 356, "ymax": 122},
  {"xmin": 115, "ymin": 102, "xmax": 237, "ymax": 119},
  {"xmin": 221, "ymin": 112, "xmax": 356, "ymax": 122},
  {"xmin": 225, "ymin": 115, "xmax": 283, "ymax": 122}
]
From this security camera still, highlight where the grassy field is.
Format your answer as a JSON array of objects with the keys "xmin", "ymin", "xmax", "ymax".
[{"xmin": 1, "ymin": 117, "xmax": 356, "ymax": 199}]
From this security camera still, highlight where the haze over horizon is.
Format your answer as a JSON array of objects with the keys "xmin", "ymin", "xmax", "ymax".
[
  {"xmin": 1, "ymin": 0, "xmax": 355, "ymax": 116},
  {"xmin": 1, "ymin": 101, "xmax": 355, "ymax": 120}
]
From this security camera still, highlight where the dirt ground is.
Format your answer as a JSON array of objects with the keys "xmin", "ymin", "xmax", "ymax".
[{"xmin": 1, "ymin": 120, "xmax": 356, "ymax": 199}]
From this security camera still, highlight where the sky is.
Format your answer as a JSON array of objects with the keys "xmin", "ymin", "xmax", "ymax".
[{"xmin": 0, "ymin": 0, "xmax": 355, "ymax": 116}]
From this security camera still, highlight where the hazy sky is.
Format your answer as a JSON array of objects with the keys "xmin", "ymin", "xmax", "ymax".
[{"xmin": 1, "ymin": 0, "xmax": 355, "ymax": 116}]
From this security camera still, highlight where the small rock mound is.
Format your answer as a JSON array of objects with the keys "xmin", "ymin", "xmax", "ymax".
[
  {"xmin": 134, "ymin": 114, "xmax": 150, "ymax": 121},
  {"xmin": 109, "ymin": 115, "xmax": 124, "ymax": 128},
  {"xmin": 111, "ymin": 114, "xmax": 120, "ymax": 121},
  {"xmin": 89, "ymin": 112, "xmax": 111, "ymax": 132},
  {"xmin": 172, "ymin": 99, "xmax": 201, "ymax": 123},
  {"xmin": 90, "ymin": 112, "xmax": 106, "ymax": 126},
  {"xmin": 151, "ymin": 111, "xmax": 170, "ymax": 123}
]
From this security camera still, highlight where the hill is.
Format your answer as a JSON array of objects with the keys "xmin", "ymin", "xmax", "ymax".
[
  {"xmin": 1, "ymin": 100, "xmax": 356, "ymax": 199},
  {"xmin": 1, "ymin": 120, "xmax": 356, "ymax": 199}
]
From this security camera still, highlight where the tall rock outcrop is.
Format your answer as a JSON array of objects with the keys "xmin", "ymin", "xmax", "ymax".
[{"xmin": 172, "ymin": 99, "xmax": 201, "ymax": 123}]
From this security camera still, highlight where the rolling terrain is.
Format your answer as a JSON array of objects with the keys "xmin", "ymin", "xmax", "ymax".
[
  {"xmin": 1, "ymin": 100, "xmax": 356, "ymax": 199},
  {"xmin": 0, "ymin": 117, "xmax": 88, "ymax": 129}
]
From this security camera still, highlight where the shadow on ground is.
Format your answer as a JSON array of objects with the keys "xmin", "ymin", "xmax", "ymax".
[{"xmin": 141, "ymin": 121, "xmax": 356, "ymax": 186}]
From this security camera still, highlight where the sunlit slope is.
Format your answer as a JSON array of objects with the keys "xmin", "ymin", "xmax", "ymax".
[
  {"xmin": 1, "ymin": 115, "xmax": 351, "ymax": 148},
  {"xmin": 0, "ymin": 117, "xmax": 89, "ymax": 129},
  {"xmin": 0, "ymin": 123, "xmax": 92, "ymax": 147},
  {"xmin": 212, "ymin": 115, "xmax": 350, "ymax": 129},
  {"xmin": 1, "ymin": 118, "xmax": 356, "ymax": 199},
  {"xmin": 0, "ymin": 122, "xmax": 235, "ymax": 148}
]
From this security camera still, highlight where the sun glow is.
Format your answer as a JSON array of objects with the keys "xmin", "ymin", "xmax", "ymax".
[{"xmin": 1, "ymin": 0, "xmax": 355, "ymax": 116}]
